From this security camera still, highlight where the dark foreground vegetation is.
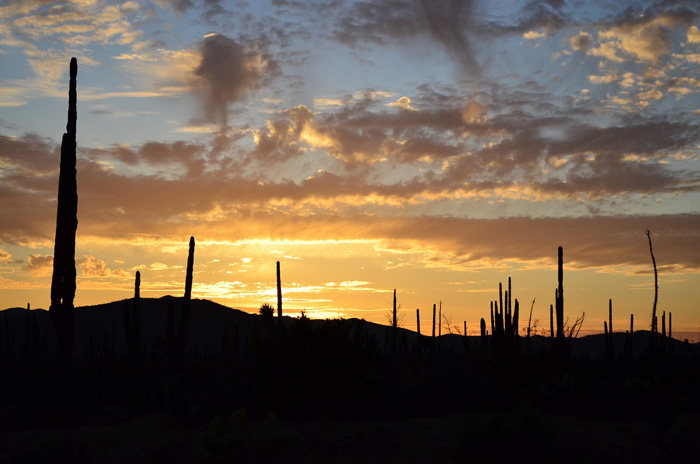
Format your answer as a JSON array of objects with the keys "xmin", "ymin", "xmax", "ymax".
[
  {"xmin": 3, "ymin": 57, "xmax": 698, "ymax": 464},
  {"xmin": 1, "ymin": 296, "xmax": 700, "ymax": 463}
]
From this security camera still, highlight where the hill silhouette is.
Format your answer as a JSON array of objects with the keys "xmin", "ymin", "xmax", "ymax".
[{"xmin": 1, "ymin": 297, "xmax": 693, "ymax": 361}]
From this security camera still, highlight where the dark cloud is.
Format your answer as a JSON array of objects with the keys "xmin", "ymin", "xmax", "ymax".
[
  {"xmin": 193, "ymin": 34, "xmax": 278, "ymax": 128},
  {"xmin": 158, "ymin": 0, "xmax": 195, "ymax": 14},
  {"xmin": 420, "ymin": 0, "xmax": 478, "ymax": 71},
  {"xmin": 328, "ymin": 0, "xmax": 480, "ymax": 72}
]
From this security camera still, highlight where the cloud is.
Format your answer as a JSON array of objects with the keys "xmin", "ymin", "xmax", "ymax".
[
  {"xmin": 0, "ymin": 249, "xmax": 22, "ymax": 264},
  {"xmin": 26, "ymin": 254, "xmax": 53, "ymax": 274},
  {"xmin": 523, "ymin": 30, "xmax": 546, "ymax": 40},
  {"xmin": 419, "ymin": 0, "xmax": 478, "ymax": 71},
  {"xmin": 77, "ymin": 254, "xmax": 130, "ymax": 278},
  {"xmin": 387, "ymin": 96, "xmax": 416, "ymax": 111},
  {"xmin": 8, "ymin": 0, "xmax": 143, "ymax": 47},
  {"xmin": 192, "ymin": 34, "xmax": 279, "ymax": 128},
  {"xmin": 689, "ymin": 25, "xmax": 700, "ymax": 43},
  {"xmin": 569, "ymin": 31, "xmax": 592, "ymax": 52},
  {"xmin": 328, "ymin": 0, "xmax": 479, "ymax": 72},
  {"xmin": 588, "ymin": 13, "xmax": 697, "ymax": 65}
]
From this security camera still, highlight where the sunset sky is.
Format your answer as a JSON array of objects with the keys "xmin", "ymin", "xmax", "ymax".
[{"xmin": 1, "ymin": 0, "xmax": 699, "ymax": 340}]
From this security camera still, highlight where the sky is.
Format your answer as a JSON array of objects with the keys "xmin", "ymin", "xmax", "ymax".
[{"xmin": 1, "ymin": 0, "xmax": 699, "ymax": 340}]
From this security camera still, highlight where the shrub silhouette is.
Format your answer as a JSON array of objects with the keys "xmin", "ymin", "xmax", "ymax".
[{"xmin": 259, "ymin": 303, "xmax": 275, "ymax": 319}]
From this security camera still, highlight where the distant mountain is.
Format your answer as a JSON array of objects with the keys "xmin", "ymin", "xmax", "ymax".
[{"xmin": 1, "ymin": 297, "xmax": 695, "ymax": 361}]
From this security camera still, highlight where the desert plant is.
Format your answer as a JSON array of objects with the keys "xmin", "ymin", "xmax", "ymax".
[
  {"xmin": 50, "ymin": 57, "xmax": 79, "ymax": 369},
  {"xmin": 416, "ymin": 308, "xmax": 420, "ymax": 336},
  {"xmin": 549, "ymin": 304, "xmax": 554, "ymax": 338},
  {"xmin": 526, "ymin": 298, "xmax": 535, "ymax": 339},
  {"xmin": 259, "ymin": 303, "xmax": 274, "ymax": 319},
  {"xmin": 480, "ymin": 317, "xmax": 487, "ymax": 351},
  {"xmin": 276, "ymin": 261, "xmax": 282, "ymax": 318},
  {"xmin": 180, "ymin": 236, "xmax": 195, "ymax": 342},
  {"xmin": 168, "ymin": 236, "xmax": 195, "ymax": 369},
  {"xmin": 556, "ymin": 246, "xmax": 564, "ymax": 340},
  {"xmin": 607, "ymin": 299, "xmax": 614, "ymax": 359},
  {"xmin": 646, "ymin": 230, "xmax": 658, "ymax": 349},
  {"xmin": 124, "ymin": 271, "xmax": 141, "ymax": 366}
]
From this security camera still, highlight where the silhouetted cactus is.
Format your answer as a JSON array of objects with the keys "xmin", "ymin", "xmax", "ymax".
[
  {"xmin": 179, "ymin": 237, "xmax": 195, "ymax": 354},
  {"xmin": 662, "ymin": 310, "xmax": 667, "ymax": 354},
  {"xmin": 168, "ymin": 237, "xmax": 195, "ymax": 369},
  {"xmin": 124, "ymin": 271, "xmax": 141, "ymax": 366},
  {"xmin": 416, "ymin": 308, "xmax": 420, "ymax": 336},
  {"xmin": 668, "ymin": 311, "xmax": 673, "ymax": 356},
  {"xmin": 504, "ymin": 290, "xmax": 511, "ymax": 340},
  {"xmin": 646, "ymin": 230, "xmax": 658, "ymax": 350},
  {"xmin": 480, "ymin": 317, "xmax": 487, "ymax": 351},
  {"xmin": 629, "ymin": 313, "xmax": 634, "ymax": 357},
  {"xmin": 662, "ymin": 311, "xmax": 666, "ymax": 337},
  {"xmin": 556, "ymin": 246, "xmax": 564, "ymax": 340},
  {"xmin": 499, "ymin": 282, "xmax": 504, "ymax": 337},
  {"xmin": 549, "ymin": 304, "xmax": 554, "ymax": 338},
  {"xmin": 393, "ymin": 289, "xmax": 397, "ymax": 329},
  {"xmin": 432, "ymin": 303, "xmax": 436, "ymax": 338},
  {"xmin": 50, "ymin": 57, "xmax": 79, "ymax": 368},
  {"xmin": 24, "ymin": 303, "xmax": 31, "ymax": 361},
  {"xmin": 608, "ymin": 299, "xmax": 614, "ymax": 359},
  {"xmin": 276, "ymin": 261, "xmax": 282, "ymax": 318}
]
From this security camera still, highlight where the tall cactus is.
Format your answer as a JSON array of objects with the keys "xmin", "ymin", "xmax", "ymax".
[
  {"xmin": 661, "ymin": 311, "xmax": 666, "ymax": 337},
  {"xmin": 661, "ymin": 311, "xmax": 666, "ymax": 353},
  {"xmin": 50, "ymin": 57, "xmax": 78, "ymax": 368},
  {"xmin": 393, "ymin": 289, "xmax": 397, "ymax": 329},
  {"xmin": 180, "ymin": 237, "xmax": 194, "ymax": 341},
  {"xmin": 480, "ymin": 317, "xmax": 487, "ymax": 351},
  {"xmin": 171, "ymin": 236, "xmax": 194, "ymax": 368},
  {"xmin": 629, "ymin": 313, "xmax": 634, "ymax": 357},
  {"xmin": 556, "ymin": 246, "xmax": 564, "ymax": 339},
  {"xmin": 276, "ymin": 261, "xmax": 282, "ymax": 318},
  {"xmin": 608, "ymin": 299, "xmax": 614, "ymax": 359},
  {"xmin": 669, "ymin": 311, "xmax": 673, "ymax": 355},
  {"xmin": 549, "ymin": 304, "xmax": 554, "ymax": 338},
  {"xmin": 499, "ymin": 283, "xmax": 503, "ymax": 335},
  {"xmin": 432, "ymin": 303, "xmax": 436, "ymax": 338},
  {"xmin": 646, "ymin": 230, "xmax": 658, "ymax": 350},
  {"xmin": 416, "ymin": 308, "xmax": 420, "ymax": 336},
  {"xmin": 124, "ymin": 271, "xmax": 141, "ymax": 365}
]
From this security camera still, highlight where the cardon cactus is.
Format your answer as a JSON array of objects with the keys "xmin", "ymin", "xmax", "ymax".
[
  {"xmin": 124, "ymin": 271, "xmax": 141, "ymax": 365},
  {"xmin": 276, "ymin": 261, "xmax": 282, "ymax": 318},
  {"xmin": 170, "ymin": 236, "xmax": 195, "ymax": 369},
  {"xmin": 556, "ymin": 246, "xmax": 564, "ymax": 339},
  {"xmin": 50, "ymin": 57, "xmax": 78, "ymax": 368}
]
